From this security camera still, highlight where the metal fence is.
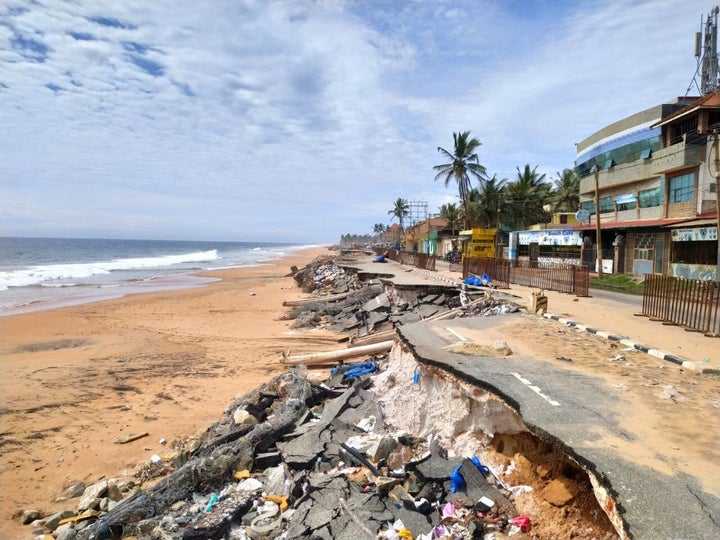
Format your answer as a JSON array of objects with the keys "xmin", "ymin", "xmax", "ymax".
[
  {"xmin": 641, "ymin": 275, "xmax": 720, "ymax": 336},
  {"xmin": 386, "ymin": 250, "xmax": 437, "ymax": 271},
  {"xmin": 463, "ymin": 258, "xmax": 590, "ymax": 297}
]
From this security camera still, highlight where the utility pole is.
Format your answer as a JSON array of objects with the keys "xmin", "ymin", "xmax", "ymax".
[
  {"xmin": 592, "ymin": 165, "xmax": 603, "ymax": 279},
  {"xmin": 713, "ymin": 131, "xmax": 720, "ymax": 281}
]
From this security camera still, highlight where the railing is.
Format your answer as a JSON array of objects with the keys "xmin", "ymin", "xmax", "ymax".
[
  {"xmin": 463, "ymin": 258, "xmax": 590, "ymax": 297},
  {"xmin": 641, "ymin": 275, "xmax": 720, "ymax": 336},
  {"xmin": 386, "ymin": 250, "xmax": 436, "ymax": 271}
]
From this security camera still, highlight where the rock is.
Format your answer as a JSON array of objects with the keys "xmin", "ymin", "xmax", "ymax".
[
  {"xmin": 21, "ymin": 509, "xmax": 41, "ymax": 525},
  {"xmin": 233, "ymin": 407, "xmax": 258, "ymax": 426},
  {"xmin": 542, "ymin": 478, "xmax": 575, "ymax": 506},
  {"xmin": 45, "ymin": 510, "xmax": 76, "ymax": 532},
  {"xmin": 55, "ymin": 523, "xmax": 77, "ymax": 540},
  {"xmin": 367, "ymin": 436, "xmax": 398, "ymax": 463},
  {"xmin": 78, "ymin": 480, "xmax": 108, "ymax": 512},
  {"xmin": 67, "ymin": 482, "xmax": 86, "ymax": 499}
]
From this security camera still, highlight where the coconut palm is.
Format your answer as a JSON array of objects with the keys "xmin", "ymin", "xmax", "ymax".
[
  {"xmin": 388, "ymin": 198, "xmax": 410, "ymax": 243},
  {"xmin": 505, "ymin": 164, "xmax": 552, "ymax": 230},
  {"xmin": 372, "ymin": 223, "xmax": 387, "ymax": 242},
  {"xmin": 439, "ymin": 202, "xmax": 462, "ymax": 249},
  {"xmin": 433, "ymin": 131, "xmax": 487, "ymax": 229},
  {"xmin": 551, "ymin": 168, "xmax": 580, "ymax": 212},
  {"xmin": 465, "ymin": 174, "xmax": 507, "ymax": 229}
]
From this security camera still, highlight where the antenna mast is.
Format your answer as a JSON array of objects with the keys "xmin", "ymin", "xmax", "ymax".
[{"xmin": 700, "ymin": 6, "xmax": 720, "ymax": 94}]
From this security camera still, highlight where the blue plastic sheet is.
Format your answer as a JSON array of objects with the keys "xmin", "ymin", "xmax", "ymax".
[
  {"xmin": 470, "ymin": 456, "xmax": 490, "ymax": 475},
  {"xmin": 330, "ymin": 360, "xmax": 377, "ymax": 379},
  {"xmin": 464, "ymin": 274, "xmax": 492, "ymax": 287},
  {"xmin": 450, "ymin": 464, "xmax": 466, "ymax": 492}
]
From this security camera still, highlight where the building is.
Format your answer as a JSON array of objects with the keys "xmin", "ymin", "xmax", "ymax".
[{"xmin": 574, "ymin": 95, "xmax": 719, "ymax": 279}]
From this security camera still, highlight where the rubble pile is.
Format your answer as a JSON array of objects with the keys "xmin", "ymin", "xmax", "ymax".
[
  {"xmin": 34, "ymin": 365, "xmax": 551, "ymax": 540},
  {"xmin": 287, "ymin": 256, "xmax": 510, "ymax": 335}
]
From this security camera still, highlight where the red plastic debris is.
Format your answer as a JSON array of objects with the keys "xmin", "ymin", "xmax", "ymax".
[{"xmin": 509, "ymin": 515, "xmax": 532, "ymax": 532}]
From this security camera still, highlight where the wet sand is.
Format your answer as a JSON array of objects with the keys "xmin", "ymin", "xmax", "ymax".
[{"xmin": 0, "ymin": 246, "xmax": 338, "ymax": 539}]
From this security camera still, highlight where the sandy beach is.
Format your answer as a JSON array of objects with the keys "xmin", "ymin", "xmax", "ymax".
[{"xmin": 0, "ymin": 246, "xmax": 337, "ymax": 540}]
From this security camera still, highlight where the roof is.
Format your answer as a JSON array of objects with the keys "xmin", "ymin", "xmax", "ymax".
[
  {"xmin": 666, "ymin": 217, "xmax": 718, "ymax": 228},
  {"xmin": 652, "ymin": 92, "xmax": 720, "ymax": 128}
]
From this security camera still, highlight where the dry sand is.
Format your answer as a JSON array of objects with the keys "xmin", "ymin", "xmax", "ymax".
[{"xmin": 0, "ymin": 247, "xmax": 338, "ymax": 540}]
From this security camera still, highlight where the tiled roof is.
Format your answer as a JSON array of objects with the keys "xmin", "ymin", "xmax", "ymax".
[{"xmin": 653, "ymin": 92, "xmax": 720, "ymax": 127}]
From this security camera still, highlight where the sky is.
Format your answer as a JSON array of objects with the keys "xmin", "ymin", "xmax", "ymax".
[{"xmin": 1, "ymin": 0, "xmax": 717, "ymax": 244}]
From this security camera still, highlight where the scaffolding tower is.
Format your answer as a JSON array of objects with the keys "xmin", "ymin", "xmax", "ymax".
[{"xmin": 406, "ymin": 199, "xmax": 429, "ymax": 228}]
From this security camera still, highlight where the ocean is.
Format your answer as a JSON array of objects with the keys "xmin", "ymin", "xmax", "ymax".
[{"xmin": 0, "ymin": 237, "xmax": 317, "ymax": 316}]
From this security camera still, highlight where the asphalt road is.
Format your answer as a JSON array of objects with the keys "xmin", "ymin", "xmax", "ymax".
[{"xmin": 397, "ymin": 314, "xmax": 720, "ymax": 540}]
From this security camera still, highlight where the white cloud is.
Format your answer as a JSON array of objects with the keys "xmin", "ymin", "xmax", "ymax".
[{"xmin": 0, "ymin": 0, "xmax": 716, "ymax": 242}]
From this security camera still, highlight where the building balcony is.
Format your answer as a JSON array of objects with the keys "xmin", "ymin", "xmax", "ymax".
[{"xmin": 651, "ymin": 140, "xmax": 705, "ymax": 175}]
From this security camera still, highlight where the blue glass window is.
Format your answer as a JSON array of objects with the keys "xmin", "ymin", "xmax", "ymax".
[
  {"xmin": 669, "ymin": 172, "xmax": 694, "ymax": 203},
  {"xmin": 639, "ymin": 187, "xmax": 662, "ymax": 208},
  {"xmin": 599, "ymin": 197, "xmax": 614, "ymax": 213}
]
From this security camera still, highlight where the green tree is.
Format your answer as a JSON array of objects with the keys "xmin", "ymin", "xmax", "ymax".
[
  {"xmin": 465, "ymin": 174, "xmax": 507, "ymax": 229},
  {"xmin": 372, "ymin": 223, "xmax": 387, "ymax": 242},
  {"xmin": 439, "ymin": 202, "xmax": 462, "ymax": 248},
  {"xmin": 388, "ymin": 198, "xmax": 410, "ymax": 243},
  {"xmin": 505, "ymin": 164, "xmax": 552, "ymax": 230},
  {"xmin": 551, "ymin": 168, "xmax": 580, "ymax": 212},
  {"xmin": 433, "ymin": 131, "xmax": 487, "ymax": 229}
]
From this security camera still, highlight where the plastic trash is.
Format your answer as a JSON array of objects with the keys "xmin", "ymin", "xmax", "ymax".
[
  {"xmin": 470, "ymin": 456, "xmax": 490, "ymax": 475},
  {"xmin": 509, "ymin": 515, "xmax": 531, "ymax": 532},
  {"xmin": 450, "ymin": 464, "xmax": 466, "ymax": 492},
  {"xmin": 330, "ymin": 360, "xmax": 377, "ymax": 379},
  {"xmin": 441, "ymin": 502, "xmax": 456, "ymax": 518},
  {"xmin": 205, "ymin": 492, "xmax": 219, "ymax": 513}
]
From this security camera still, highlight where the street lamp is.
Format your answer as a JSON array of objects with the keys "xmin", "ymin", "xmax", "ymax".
[{"xmin": 591, "ymin": 164, "xmax": 603, "ymax": 279}]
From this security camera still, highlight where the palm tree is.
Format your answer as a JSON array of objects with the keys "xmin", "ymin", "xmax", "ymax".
[
  {"xmin": 551, "ymin": 168, "xmax": 580, "ymax": 212},
  {"xmin": 505, "ymin": 164, "xmax": 552, "ymax": 230},
  {"xmin": 465, "ymin": 174, "xmax": 507, "ymax": 229},
  {"xmin": 372, "ymin": 223, "xmax": 387, "ymax": 243},
  {"xmin": 388, "ymin": 198, "xmax": 410, "ymax": 244},
  {"xmin": 439, "ymin": 202, "xmax": 461, "ymax": 249},
  {"xmin": 433, "ymin": 131, "xmax": 487, "ymax": 229}
]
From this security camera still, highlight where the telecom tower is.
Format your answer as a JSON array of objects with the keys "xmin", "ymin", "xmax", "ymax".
[{"xmin": 697, "ymin": 6, "xmax": 720, "ymax": 94}]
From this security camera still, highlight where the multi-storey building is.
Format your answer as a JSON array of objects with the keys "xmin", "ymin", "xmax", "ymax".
[{"xmin": 574, "ymin": 94, "xmax": 719, "ymax": 280}]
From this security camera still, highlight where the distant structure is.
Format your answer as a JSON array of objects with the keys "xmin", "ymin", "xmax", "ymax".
[
  {"xmin": 697, "ymin": 6, "xmax": 720, "ymax": 94},
  {"xmin": 406, "ymin": 199, "xmax": 429, "ymax": 228}
]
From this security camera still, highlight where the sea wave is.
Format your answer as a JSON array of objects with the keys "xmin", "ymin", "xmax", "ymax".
[{"xmin": 0, "ymin": 250, "xmax": 219, "ymax": 290}]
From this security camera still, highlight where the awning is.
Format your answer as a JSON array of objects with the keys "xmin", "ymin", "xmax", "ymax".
[
  {"xmin": 666, "ymin": 218, "xmax": 718, "ymax": 228},
  {"xmin": 573, "ymin": 218, "xmax": 687, "ymax": 231}
]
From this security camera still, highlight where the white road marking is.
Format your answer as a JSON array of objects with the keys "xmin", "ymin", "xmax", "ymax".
[
  {"xmin": 510, "ymin": 372, "xmax": 560, "ymax": 406},
  {"xmin": 445, "ymin": 327, "xmax": 468, "ymax": 342}
]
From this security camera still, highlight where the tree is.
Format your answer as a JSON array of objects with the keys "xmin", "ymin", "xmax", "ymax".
[
  {"xmin": 465, "ymin": 174, "xmax": 507, "ymax": 229},
  {"xmin": 551, "ymin": 168, "xmax": 580, "ymax": 212},
  {"xmin": 388, "ymin": 198, "xmax": 410, "ymax": 244},
  {"xmin": 439, "ymin": 202, "xmax": 461, "ymax": 249},
  {"xmin": 433, "ymin": 131, "xmax": 487, "ymax": 229},
  {"xmin": 504, "ymin": 164, "xmax": 552, "ymax": 230},
  {"xmin": 372, "ymin": 223, "xmax": 387, "ymax": 243}
]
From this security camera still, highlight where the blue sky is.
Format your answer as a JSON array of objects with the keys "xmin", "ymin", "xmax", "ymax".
[{"xmin": 0, "ymin": 0, "xmax": 716, "ymax": 243}]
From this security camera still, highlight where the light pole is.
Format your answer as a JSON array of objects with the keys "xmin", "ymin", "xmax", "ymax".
[{"xmin": 591, "ymin": 165, "xmax": 603, "ymax": 279}]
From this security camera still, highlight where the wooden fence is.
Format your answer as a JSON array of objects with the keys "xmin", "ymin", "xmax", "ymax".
[
  {"xmin": 641, "ymin": 275, "xmax": 720, "ymax": 336},
  {"xmin": 463, "ymin": 258, "xmax": 590, "ymax": 297}
]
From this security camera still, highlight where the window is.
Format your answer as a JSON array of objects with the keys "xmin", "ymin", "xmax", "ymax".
[
  {"xmin": 599, "ymin": 197, "xmax": 614, "ymax": 213},
  {"xmin": 640, "ymin": 148, "xmax": 652, "ymax": 159},
  {"xmin": 581, "ymin": 200, "xmax": 595, "ymax": 215},
  {"xmin": 616, "ymin": 193, "xmax": 636, "ymax": 212},
  {"xmin": 638, "ymin": 187, "xmax": 661, "ymax": 208},
  {"xmin": 669, "ymin": 172, "xmax": 694, "ymax": 203}
]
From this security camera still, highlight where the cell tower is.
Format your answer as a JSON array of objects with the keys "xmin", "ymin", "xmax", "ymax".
[{"xmin": 697, "ymin": 6, "xmax": 720, "ymax": 94}]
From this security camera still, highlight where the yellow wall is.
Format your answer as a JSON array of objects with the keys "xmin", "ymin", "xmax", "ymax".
[{"xmin": 461, "ymin": 229, "xmax": 496, "ymax": 258}]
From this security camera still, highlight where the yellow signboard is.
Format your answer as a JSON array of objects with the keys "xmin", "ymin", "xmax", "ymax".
[{"xmin": 460, "ymin": 228, "xmax": 496, "ymax": 259}]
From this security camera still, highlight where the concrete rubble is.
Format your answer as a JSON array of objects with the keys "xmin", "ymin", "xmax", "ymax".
[{"xmin": 21, "ymin": 255, "xmax": 619, "ymax": 540}]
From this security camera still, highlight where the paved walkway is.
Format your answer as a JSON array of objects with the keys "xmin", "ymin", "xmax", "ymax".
[{"xmin": 415, "ymin": 259, "xmax": 720, "ymax": 372}]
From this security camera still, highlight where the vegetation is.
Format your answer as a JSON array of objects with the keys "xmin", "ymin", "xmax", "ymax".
[
  {"xmin": 433, "ymin": 131, "xmax": 487, "ymax": 229},
  {"xmin": 339, "ymin": 233, "xmax": 375, "ymax": 246},
  {"xmin": 388, "ymin": 197, "xmax": 410, "ymax": 233},
  {"xmin": 504, "ymin": 164, "xmax": 553, "ymax": 231},
  {"xmin": 590, "ymin": 274, "xmax": 645, "ymax": 294},
  {"xmin": 438, "ymin": 202, "xmax": 462, "ymax": 249},
  {"xmin": 551, "ymin": 168, "xmax": 580, "ymax": 212}
]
